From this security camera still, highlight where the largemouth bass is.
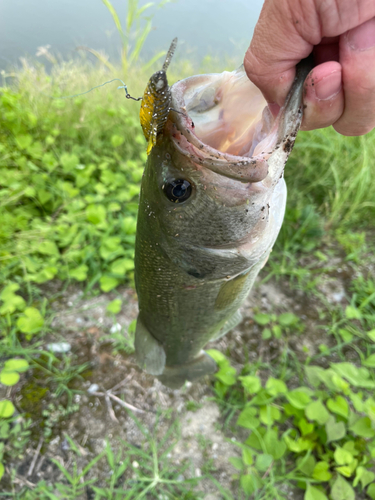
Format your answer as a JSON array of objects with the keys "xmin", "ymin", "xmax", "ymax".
[{"xmin": 134, "ymin": 57, "xmax": 311, "ymax": 389}]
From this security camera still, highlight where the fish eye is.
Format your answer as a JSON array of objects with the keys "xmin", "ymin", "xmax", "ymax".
[{"xmin": 163, "ymin": 179, "xmax": 192, "ymax": 203}]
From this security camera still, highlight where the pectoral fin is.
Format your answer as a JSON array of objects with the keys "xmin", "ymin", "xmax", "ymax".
[
  {"xmin": 211, "ymin": 309, "xmax": 242, "ymax": 342},
  {"xmin": 134, "ymin": 317, "xmax": 166, "ymax": 375}
]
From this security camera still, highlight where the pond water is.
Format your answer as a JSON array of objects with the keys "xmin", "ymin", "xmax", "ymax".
[{"xmin": 0, "ymin": 0, "xmax": 264, "ymax": 70}]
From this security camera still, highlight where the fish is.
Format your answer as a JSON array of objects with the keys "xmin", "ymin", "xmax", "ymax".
[
  {"xmin": 134, "ymin": 57, "xmax": 312, "ymax": 389},
  {"xmin": 139, "ymin": 38, "xmax": 177, "ymax": 155}
]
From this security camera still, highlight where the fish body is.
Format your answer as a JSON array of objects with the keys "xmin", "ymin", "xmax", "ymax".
[{"xmin": 134, "ymin": 60, "xmax": 311, "ymax": 388}]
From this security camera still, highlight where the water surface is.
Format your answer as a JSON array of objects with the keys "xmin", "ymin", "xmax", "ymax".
[{"xmin": 0, "ymin": 0, "xmax": 264, "ymax": 69}]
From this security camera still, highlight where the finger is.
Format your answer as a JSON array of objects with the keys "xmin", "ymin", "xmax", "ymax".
[
  {"xmin": 244, "ymin": 0, "xmax": 314, "ymax": 106},
  {"xmin": 245, "ymin": 0, "xmax": 375, "ymax": 109},
  {"xmin": 301, "ymin": 61, "xmax": 344, "ymax": 131},
  {"xmin": 333, "ymin": 17, "xmax": 375, "ymax": 136}
]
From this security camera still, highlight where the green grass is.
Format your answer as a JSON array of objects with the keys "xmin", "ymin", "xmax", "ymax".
[{"xmin": 0, "ymin": 53, "xmax": 375, "ymax": 499}]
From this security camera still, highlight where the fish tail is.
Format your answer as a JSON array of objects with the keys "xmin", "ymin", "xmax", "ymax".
[{"xmin": 157, "ymin": 351, "xmax": 218, "ymax": 389}]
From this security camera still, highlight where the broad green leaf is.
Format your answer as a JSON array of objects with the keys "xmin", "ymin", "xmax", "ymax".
[
  {"xmin": 331, "ymin": 374, "xmax": 350, "ymax": 392},
  {"xmin": 215, "ymin": 361, "xmax": 236, "ymax": 386},
  {"xmin": 69, "ymin": 264, "xmax": 88, "ymax": 281},
  {"xmin": 36, "ymin": 188, "xmax": 51, "ymax": 205},
  {"xmin": 110, "ymin": 258, "xmax": 134, "ymax": 276},
  {"xmin": 0, "ymin": 283, "xmax": 26, "ymax": 315},
  {"xmin": 327, "ymin": 396, "xmax": 349, "ymax": 418},
  {"xmin": 349, "ymin": 391, "xmax": 364, "ymax": 412},
  {"xmin": 367, "ymin": 483, "xmax": 375, "ymax": 500},
  {"xmin": 305, "ymin": 400, "xmax": 330, "ymax": 425},
  {"xmin": 342, "ymin": 441, "xmax": 359, "ymax": 456},
  {"xmin": 259, "ymin": 405, "xmax": 281, "ymax": 425},
  {"xmin": 4, "ymin": 359, "xmax": 29, "ymax": 372},
  {"xmin": 86, "ymin": 204, "xmax": 107, "ymax": 225},
  {"xmin": 312, "ymin": 461, "xmax": 332, "ymax": 482},
  {"xmin": 305, "ymin": 365, "xmax": 327, "ymax": 387},
  {"xmin": 0, "ymin": 462, "xmax": 3, "ymax": 480},
  {"xmin": 298, "ymin": 418, "xmax": 315, "ymax": 436},
  {"xmin": 325, "ymin": 416, "xmax": 346, "ymax": 443},
  {"xmin": 29, "ymin": 266, "xmax": 58, "ymax": 284},
  {"xmin": 349, "ymin": 417, "xmax": 375, "ymax": 438},
  {"xmin": 242, "ymin": 448, "xmax": 253, "ymax": 466},
  {"xmin": 338, "ymin": 328, "xmax": 353, "ymax": 342},
  {"xmin": 345, "ymin": 306, "xmax": 362, "ymax": 320},
  {"xmin": 106, "ymin": 299, "xmax": 122, "ymax": 314},
  {"xmin": 0, "ymin": 400, "xmax": 15, "ymax": 418},
  {"xmin": 121, "ymin": 216, "xmax": 137, "ymax": 234},
  {"xmin": 245, "ymin": 427, "xmax": 266, "ymax": 450},
  {"xmin": 334, "ymin": 447, "xmax": 353, "ymax": 466},
  {"xmin": 297, "ymin": 454, "xmax": 316, "ymax": 476},
  {"xmin": 111, "ymin": 134, "xmax": 124, "ymax": 147},
  {"xmin": 367, "ymin": 329, "xmax": 375, "ymax": 342},
  {"xmin": 262, "ymin": 328, "xmax": 272, "ymax": 339},
  {"xmin": 240, "ymin": 473, "xmax": 261, "ymax": 495},
  {"xmin": 16, "ymin": 307, "xmax": 44, "ymax": 334},
  {"xmin": 206, "ymin": 349, "xmax": 226, "ymax": 364},
  {"xmin": 255, "ymin": 453, "xmax": 273, "ymax": 472},
  {"xmin": 263, "ymin": 429, "xmax": 286, "ymax": 459},
  {"xmin": 331, "ymin": 475, "xmax": 355, "ymax": 500},
  {"xmin": 278, "ymin": 312, "xmax": 298, "ymax": 326},
  {"xmin": 239, "ymin": 375, "xmax": 261, "ymax": 394},
  {"xmin": 237, "ymin": 407, "xmax": 260, "ymax": 429},
  {"xmin": 99, "ymin": 276, "xmax": 119, "ymax": 292},
  {"xmin": 332, "ymin": 362, "xmax": 375, "ymax": 389},
  {"xmin": 0, "ymin": 371, "xmax": 20, "ymax": 386},
  {"xmin": 265, "ymin": 377, "xmax": 287, "ymax": 396},
  {"xmin": 366, "ymin": 398, "xmax": 375, "ymax": 423},
  {"xmin": 305, "ymin": 484, "xmax": 328, "ymax": 500},
  {"xmin": 363, "ymin": 354, "xmax": 375, "ymax": 367},
  {"xmin": 286, "ymin": 388, "xmax": 312, "ymax": 409},
  {"xmin": 284, "ymin": 435, "xmax": 313, "ymax": 453},
  {"xmin": 38, "ymin": 240, "xmax": 59, "ymax": 256},
  {"xmin": 272, "ymin": 324, "xmax": 282, "ymax": 338},
  {"xmin": 60, "ymin": 152, "xmax": 79, "ymax": 172},
  {"xmin": 15, "ymin": 134, "xmax": 32, "ymax": 149},
  {"xmin": 253, "ymin": 313, "xmax": 271, "ymax": 325},
  {"xmin": 229, "ymin": 456, "xmax": 243, "ymax": 470},
  {"xmin": 336, "ymin": 459, "xmax": 357, "ymax": 478}
]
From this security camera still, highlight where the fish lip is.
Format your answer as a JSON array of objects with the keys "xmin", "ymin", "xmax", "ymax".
[{"xmin": 168, "ymin": 72, "xmax": 282, "ymax": 183}]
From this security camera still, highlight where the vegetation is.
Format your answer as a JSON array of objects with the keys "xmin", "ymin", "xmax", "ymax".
[{"xmin": 1, "ymin": 3, "xmax": 375, "ymax": 496}]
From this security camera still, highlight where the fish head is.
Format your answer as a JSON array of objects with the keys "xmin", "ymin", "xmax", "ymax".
[{"xmin": 137, "ymin": 64, "xmax": 309, "ymax": 280}]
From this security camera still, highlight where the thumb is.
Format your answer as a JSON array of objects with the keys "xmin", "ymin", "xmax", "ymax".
[{"xmin": 244, "ymin": 0, "xmax": 315, "ymax": 106}]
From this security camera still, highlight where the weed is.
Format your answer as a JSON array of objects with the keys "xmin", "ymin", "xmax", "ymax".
[{"xmin": 209, "ymin": 347, "xmax": 375, "ymax": 500}]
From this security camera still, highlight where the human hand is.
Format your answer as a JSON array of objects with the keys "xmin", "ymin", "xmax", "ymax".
[{"xmin": 244, "ymin": 0, "xmax": 375, "ymax": 135}]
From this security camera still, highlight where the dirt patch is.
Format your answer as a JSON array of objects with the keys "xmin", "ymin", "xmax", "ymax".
[{"xmin": 4, "ymin": 246, "xmax": 373, "ymax": 498}]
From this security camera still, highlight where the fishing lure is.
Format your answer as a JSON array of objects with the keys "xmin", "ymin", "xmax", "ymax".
[
  {"xmin": 139, "ymin": 37, "xmax": 177, "ymax": 155},
  {"xmin": 44, "ymin": 38, "xmax": 179, "ymax": 156}
]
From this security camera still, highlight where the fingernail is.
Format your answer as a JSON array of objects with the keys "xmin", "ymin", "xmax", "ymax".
[
  {"xmin": 315, "ymin": 71, "xmax": 342, "ymax": 100},
  {"xmin": 347, "ymin": 18, "xmax": 375, "ymax": 51}
]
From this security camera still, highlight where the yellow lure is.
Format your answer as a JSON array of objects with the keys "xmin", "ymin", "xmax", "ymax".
[{"xmin": 139, "ymin": 38, "xmax": 177, "ymax": 155}]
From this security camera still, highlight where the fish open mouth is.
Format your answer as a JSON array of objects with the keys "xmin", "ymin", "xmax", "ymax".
[{"xmin": 169, "ymin": 67, "xmax": 283, "ymax": 183}]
